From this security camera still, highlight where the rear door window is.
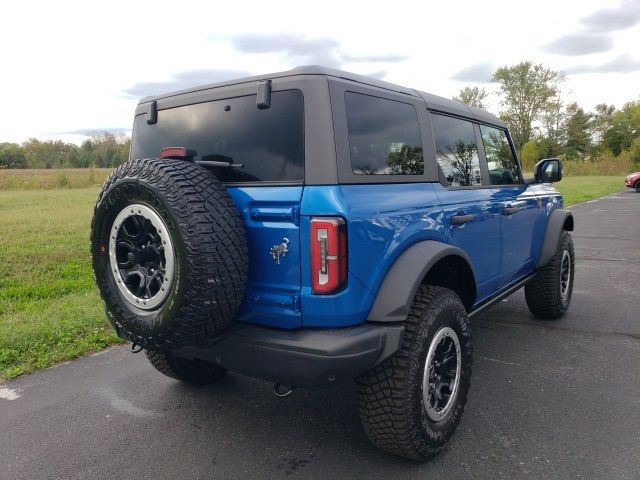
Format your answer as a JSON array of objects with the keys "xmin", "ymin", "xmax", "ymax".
[
  {"xmin": 479, "ymin": 125, "xmax": 521, "ymax": 185},
  {"xmin": 430, "ymin": 113, "xmax": 482, "ymax": 187},
  {"xmin": 345, "ymin": 92, "xmax": 424, "ymax": 175},
  {"xmin": 130, "ymin": 90, "xmax": 304, "ymax": 183}
]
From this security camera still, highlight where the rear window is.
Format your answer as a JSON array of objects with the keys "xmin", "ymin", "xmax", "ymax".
[
  {"xmin": 130, "ymin": 90, "xmax": 304, "ymax": 183},
  {"xmin": 345, "ymin": 92, "xmax": 423, "ymax": 175},
  {"xmin": 430, "ymin": 113, "xmax": 481, "ymax": 187}
]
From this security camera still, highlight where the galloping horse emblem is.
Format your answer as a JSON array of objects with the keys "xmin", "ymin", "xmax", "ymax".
[{"xmin": 270, "ymin": 238, "xmax": 289, "ymax": 264}]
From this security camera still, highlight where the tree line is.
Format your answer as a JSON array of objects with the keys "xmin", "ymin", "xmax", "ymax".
[
  {"xmin": 0, "ymin": 134, "xmax": 131, "ymax": 169},
  {"xmin": 1, "ymin": 62, "xmax": 639, "ymax": 172},
  {"xmin": 453, "ymin": 61, "xmax": 640, "ymax": 172}
]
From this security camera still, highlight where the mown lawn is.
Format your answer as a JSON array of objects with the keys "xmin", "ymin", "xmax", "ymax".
[
  {"xmin": 554, "ymin": 175, "xmax": 625, "ymax": 206},
  {"xmin": 0, "ymin": 188, "xmax": 122, "ymax": 380}
]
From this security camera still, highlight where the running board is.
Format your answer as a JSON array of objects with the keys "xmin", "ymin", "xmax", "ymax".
[{"xmin": 468, "ymin": 274, "xmax": 534, "ymax": 318}]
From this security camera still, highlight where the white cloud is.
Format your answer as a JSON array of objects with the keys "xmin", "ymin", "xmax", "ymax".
[
  {"xmin": 0, "ymin": 0, "xmax": 639, "ymax": 143},
  {"xmin": 563, "ymin": 54, "xmax": 640, "ymax": 74}
]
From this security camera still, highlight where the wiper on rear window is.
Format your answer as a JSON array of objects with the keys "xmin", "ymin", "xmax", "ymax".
[{"xmin": 197, "ymin": 154, "xmax": 244, "ymax": 169}]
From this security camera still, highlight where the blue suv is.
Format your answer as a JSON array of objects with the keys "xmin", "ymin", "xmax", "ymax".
[{"xmin": 91, "ymin": 66, "xmax": 575, "ymax": 460}]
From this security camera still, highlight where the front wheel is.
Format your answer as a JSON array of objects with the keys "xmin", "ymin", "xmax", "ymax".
[
  {"xmin": 356, "ymin": 285, "xmax": 472, "ymax": 460},
  {"xmin": 525, "ymin": 230, "xmax": 575, "ymax": 319},
  {"xmin": 635, "ymin": 181, "xmax": 640, "ymax": 193}
]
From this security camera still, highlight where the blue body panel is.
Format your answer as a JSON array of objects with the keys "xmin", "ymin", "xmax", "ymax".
[
  {"xmin": 300, "ymin": 184, "xmax": 445, "ymax": 327},
  {"xmin": 227, "ymin": 186, "xmax": 303, "ymax": 329},
  {"xmin": 432, "ymin": 184, "xmax": 501, "ymax": 302},
  {"xmin": 227, "ymin": 182, "xmax": 563, "ymax": 330},
  {"xmin": 528, "ymin": 183, "xmax": 565, "ymax": 263},
  {"xmin": 490, "ymin": 185, "xmax": 541, "ymax": 287}
]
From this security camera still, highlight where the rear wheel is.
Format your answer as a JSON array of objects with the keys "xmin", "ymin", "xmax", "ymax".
[
  {"xmin": 635, "ymin": 181, "xmax": 640, "ymax": 193},
  {"xmin": 356, "ymin": 285, "xmax": 472, "ymax": 460},
  {"xmin": 146, "ymin": 350, "xmax": 227, "ymax": 385}
]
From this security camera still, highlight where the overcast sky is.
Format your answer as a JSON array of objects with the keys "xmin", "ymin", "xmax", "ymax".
[{"xmin": 1, "ymin": 0, "xmax": 639, "ymax": 144}]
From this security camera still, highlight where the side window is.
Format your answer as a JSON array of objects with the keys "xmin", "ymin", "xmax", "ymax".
[
  {"xmin": 480, "ymin": 125, "xmax": 521, "ymax": 185},
  {"xmin": 345, "ymin": 92, "xmax": 423, "ymax": 175},
  {"xmin": 430, "ymin": 114, "xmax": 482, "ymax": 187}
]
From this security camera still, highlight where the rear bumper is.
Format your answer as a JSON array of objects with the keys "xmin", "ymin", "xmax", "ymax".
[{"xmin": 173, "ymin": 323, "xmax": 404, "ymax": 389}]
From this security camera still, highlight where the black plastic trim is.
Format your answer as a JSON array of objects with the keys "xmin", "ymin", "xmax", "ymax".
[
  {"xmin": 172, "ymin": 323, "xmax": 404, "ymax": 389},
  {"xmin": 536, "ymin": 209, "xmax": 574, "ymax": 267},
  {"xmin": 468, "ymin": 274, "xmax": 534, "ymax": 318},
  {"xmin": 367, "ymin": 240, "xmax": 476, "ymax": 323}
]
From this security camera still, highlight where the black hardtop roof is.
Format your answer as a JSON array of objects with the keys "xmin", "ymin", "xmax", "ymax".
[{"xmin": 140, "ymin": 65, "xmax": 505, "ymax": 128}]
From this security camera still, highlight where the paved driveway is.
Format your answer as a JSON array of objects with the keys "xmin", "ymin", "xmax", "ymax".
[{"xmin": 1, "ymin": 190, "xmax": 639, "ymax": 479}]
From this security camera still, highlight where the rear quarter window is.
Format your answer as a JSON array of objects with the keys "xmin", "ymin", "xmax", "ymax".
[
  {"xmin": 130, "ymin": 90, "xmax": 304, "ymax": 183},
  {"xmin": 345, "ymin": 92, "xmax": 423, "ymax": 175}
]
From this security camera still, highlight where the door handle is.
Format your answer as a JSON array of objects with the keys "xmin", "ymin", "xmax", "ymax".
[
  {"xmin": 503, "ymin": 206, "xmax": 520, "ymax": 215},
  {"xmin": 451, "ymin": 214, "xmax": 475, "ymax": 225}
]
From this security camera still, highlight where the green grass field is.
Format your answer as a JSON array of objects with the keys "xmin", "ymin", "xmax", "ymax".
[
  {"xmin": 554, "ymin": 175, "xmax": 624, "ymax": 206},
  {"xmin": 0, "ymin": 187, "xmax": 122, "ymax": 380},
  {"xmin": 0, "ymin": 170, "xmax": 625, "ymax": 381},
  {"xmin": 0, "ymin": 168, "xmax": 112, "ymax": 190}
]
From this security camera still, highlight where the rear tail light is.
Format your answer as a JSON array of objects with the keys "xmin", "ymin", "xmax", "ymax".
[
  {"xmin": 310, "ymin": 217, "xmax": 347, "ymax": 294},
  {"xmin": 160, "ymin": 147, "xmax": 196, "ymax": 159}
]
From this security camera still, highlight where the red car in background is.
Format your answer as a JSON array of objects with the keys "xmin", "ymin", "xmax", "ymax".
[{"xmin": 626, "ymin": 171, "xmax": 640, "ymax": 192}]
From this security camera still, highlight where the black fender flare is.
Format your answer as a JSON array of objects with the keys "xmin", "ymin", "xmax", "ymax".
[
  {"xmin": 536, "ymin": 208, "xmax": 574, "ymax": 268},
  {"xmin": 366, "ymin": 240, "xmax": 476, "ymax": 323}
]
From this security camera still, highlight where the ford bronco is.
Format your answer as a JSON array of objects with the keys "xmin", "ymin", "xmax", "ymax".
[{"xmin": 91, "ymin": 66, "xmax": 575, "ymax": 460}]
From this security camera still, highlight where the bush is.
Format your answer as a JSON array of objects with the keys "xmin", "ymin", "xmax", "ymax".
[
  {"xmin": 562, "ymin": 152, "xmax": 633, "ymax": 176},
  {"xmin": 57, "ymin": 173, "xmax": 70, "ymax": 187},
  {"xmin": 629, "ymin": 137, "xmax": 640, "ymax": 168}
]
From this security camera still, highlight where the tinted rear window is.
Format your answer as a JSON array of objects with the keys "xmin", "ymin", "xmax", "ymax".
[
  {"xmin": 345, "ymin": 92, "xmax": 423, "ymax": 175},
  {"xmin": 130, "ymin": 90, "xmax": 304, "ymax": 183},
  {"xmin": 430, "ymin": 113, "xmax": 481, "ymax": 187}
]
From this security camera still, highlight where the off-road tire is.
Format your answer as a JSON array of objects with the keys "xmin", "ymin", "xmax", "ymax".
[
  {"xmin": 356, "ymin": 285, "xmax": 472, "ymax": 460},
  {"xmin": 635, "ymin": 181, "xmax": 640, "ymax": 193},
  {"xmin": 91, "ymin": 158, "xmax": 248, "ymax": 350},
  {"xmin": 525, "ymin": 230, "xmax": 574, "ymax": 319},
  {"xmin": 146, "ymin": 350, "xmax": 227, "ymax": 385}
]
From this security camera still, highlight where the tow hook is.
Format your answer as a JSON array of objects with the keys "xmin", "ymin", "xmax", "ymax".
[
  {"xmin": 273, "ymin": 383, "xmax": 295, "ymax": 398},
  {"xmin": 130, "ymin": 342, "xmax": 143, "ymax": 354}
]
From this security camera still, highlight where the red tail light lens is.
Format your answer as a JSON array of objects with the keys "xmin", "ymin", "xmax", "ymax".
[
  {"xmin": 310, "ymin": 217, "xmax": 347, "ymax": 294},
  {"xmin": 160, "ymin": 147, "xmax": 196, "ymax": 159}
]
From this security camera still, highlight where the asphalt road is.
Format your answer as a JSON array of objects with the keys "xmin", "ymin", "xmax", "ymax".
[{"xmin": 1, "ymin": 190, "xmax": 639, "ymax": 480}]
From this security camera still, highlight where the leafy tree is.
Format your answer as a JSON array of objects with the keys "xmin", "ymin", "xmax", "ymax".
[
  {"xmin": 438, "ymin": 141, "xmax": 480, "ymax": 186},
  {"xmin": 520, "ymin": 139, "xmax": 539, "ymax": 172},
  {"xmin": 563, "ymin": 102, "xmax": 592, "ymax": 159},
  {"xmin": 387, "ymin": 145, "xmax": 424, "ymax": 175},
  {"xmin": 492, "ymin": 62, "xmax": 564, "ymax": 154},
  {"xmin": 629, "ymin": 137, "xmax": 640, "ymax": 167},
  {"xmin": 539, "ymin": 93, "xmax": 565, "ymax": 158},
  {"xmin": 21, "ymin": 139, "xmax": 79, "ymax": 168},
  {"xmin": 603, "ymin": 101, "xmax": 640, "ymax": 156},
  {"xmin": 0, "ymin": 143, "xmax": 27, "ymax": 168},
  {"xmin": 453, "ymin": 86, "xmax": 489, "ymax": 110},
  {"xmin": 590, "ymin": 103, "xmax": 615, "ymax": 149}
]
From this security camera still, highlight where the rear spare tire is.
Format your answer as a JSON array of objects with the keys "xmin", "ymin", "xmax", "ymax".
[{"xmin": 90, "ymin": 158, "xmax": 248, "ymax": 350}]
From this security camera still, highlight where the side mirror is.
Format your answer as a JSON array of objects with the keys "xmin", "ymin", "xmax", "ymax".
[{"xmin": 534, "ymin": 158, "xmax": 563, "ymax": 183}]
